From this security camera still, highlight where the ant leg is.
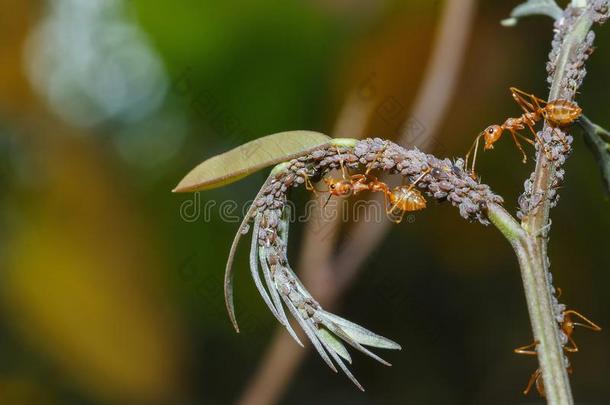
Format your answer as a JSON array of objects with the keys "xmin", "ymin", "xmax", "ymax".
[
  {"xmin": 511, "ymin": 87, "xmax": 557, "ymax": 160},
  {"xmin": 382, "ymin": 188, "xmax": 404, "ymax": 224},
  {"xmin": 510, "ymin": 87, "xmax": 548, "ymax": 110},
  {"xmin": 395, "ymin": 210, "xmax": 406, "ymax": 224},
  {"xmin": 528, "ymin": 96, "xmax": 569, "ymax": 156},
  {"xmin": 349, "ymin": 173, "xmax": 370, "ymax": 196},
  {"xmin": 365, "ymin": 143, "xmax": 387, "ymax": 176},
  {"xmin": 514, "ymin": 340, "xmax": 539, "ymax": 356},
  {"xmin": 386, "ymin": 200, "xmax": 405, "ymax": 224},
  {"xmin": 534, "ymin": 370, "xmax": 546, "ymax": 398},
  {"xmin": 385, "ymin": 189, "xmax": 407, "ymax": 224},
  {"xmin": 518, "ymin": 129, "xmax": 537, "ymax": 146},
  {"xmin": 522, "ymin": 93, "xmax": 569, "ymax": 154},
  {"xmin": 564, "ymin": 336, "xmax": 579, "ymax": 353},
  {"xmin": 335, "ymin": 147, "xmax": 349, "ymax": 180},
  {"xmin": 549, "ymin": 126, "xmax": 570, "ymax": 152},
  {"xmin": 509, "ymin": 130, "xmax": 529, "ymax": 164},
  {"xmin": 406, "ymin": 168, "xmax": 431, "ymax": 192},
  {"xmin": 350, "ymin": 173, "xmax": 366, "ymax": 185},
  {"xmin": 523, "ymin": 123, "xmax": 553, "ymax": 160},
  {"xmin": 556, "ymin": 286, "xmax": 562, "ymax": 299},
  {"xmin": 303, "ymin": 173, "xmax": 321, "ymax": 197},
  {"xmin": 510, "ymin": 87, "xmax": 538, "ymax": 114},
  {"xmin": 523, "ymin": 368, "xmax": 542, "ymax": 396},
  {"xmin": 564, "ymin": 310, "xmax": 602, "ymax": 331}
]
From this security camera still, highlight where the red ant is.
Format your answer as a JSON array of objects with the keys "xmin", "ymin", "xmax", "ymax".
[
  {"xmin": 465, "ymin": 87, "xmax": 582, "ymax": 175},
  {"xmin": 514, "ymin": 302, "xmax": 601, "ymax": 397},
  {"xmin": 305, "ymin": 146, "xmax": 429, "ymax": 224},
  {"xmin": 303, "ymin": 147, "xmax": 389, "ymax": 201}
]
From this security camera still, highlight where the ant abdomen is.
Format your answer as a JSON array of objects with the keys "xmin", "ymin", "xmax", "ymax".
[{"xmin": 545, "ymin": 100, "xmax": 582, "ymax": 127}]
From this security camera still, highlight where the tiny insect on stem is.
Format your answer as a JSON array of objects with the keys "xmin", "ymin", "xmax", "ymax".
[{"xmin": 465, "ymin": 87, "xmax": 582, "ymax": 177}]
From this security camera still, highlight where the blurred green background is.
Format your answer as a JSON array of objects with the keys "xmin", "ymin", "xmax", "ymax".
[{"xmin": 0, "ymin": 0, "xmax": 609, "ymax": 404}]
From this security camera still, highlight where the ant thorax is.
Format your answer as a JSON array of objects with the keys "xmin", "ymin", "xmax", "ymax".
[{"xmin": 504, "ymin": 117, "xmax": 525, "ymax": 130}]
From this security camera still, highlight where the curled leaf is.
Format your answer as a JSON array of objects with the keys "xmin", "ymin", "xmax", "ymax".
[
  {"xmin": 501, "ymin": 0, "xmax": 563, "ymax": 26},
  {"xmin": 173, "ymin": 130, "xmax": 331, "ymax": 192}
]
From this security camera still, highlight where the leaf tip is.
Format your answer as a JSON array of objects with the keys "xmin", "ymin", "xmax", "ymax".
[{"xmin": 501, "ymin": 17, "xmax": 518, "ymax": 26}]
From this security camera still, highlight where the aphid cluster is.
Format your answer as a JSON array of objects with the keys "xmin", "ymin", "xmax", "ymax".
[
  {"xmin": 305, "ymin": 145, "xmax": 429, "ymax": 224},
  {"xmin": 465, "ymin": 87, "xmax": 582, "ymax": 175},
  {"xmin": 514, "ymin": 289, "xmax": 601, "ymax": 397}
]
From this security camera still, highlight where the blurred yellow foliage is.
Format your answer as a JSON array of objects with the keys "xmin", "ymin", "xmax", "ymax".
[{"xmin": 3, "ymin": 135, "xmax": 185, "ymax": 403}]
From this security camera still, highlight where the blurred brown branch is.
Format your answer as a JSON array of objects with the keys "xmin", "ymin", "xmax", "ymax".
[{"xmin": 333, "ymin": 0, "xmax": 476, "ymax": 287}]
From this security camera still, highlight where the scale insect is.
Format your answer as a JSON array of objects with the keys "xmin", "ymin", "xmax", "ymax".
[
  {"xmin": 465, "ymin": 87, "xmax": 582, "ymax": 176},
  {"xmin": 514, "ymin": 302, "xmax": 601, "ymax": 397}
]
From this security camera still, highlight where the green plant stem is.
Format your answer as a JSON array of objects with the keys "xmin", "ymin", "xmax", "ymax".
[
  {"xmin": 488, "ymin": 203, "xmax": 572, "ymax": 404},
  {"xmin": 493, "ymin": 3, "xmax": 595, "ymax": 403},
  {"xmin": 521, "ymin": 5, "xmax": 593, "ymax": 404}
]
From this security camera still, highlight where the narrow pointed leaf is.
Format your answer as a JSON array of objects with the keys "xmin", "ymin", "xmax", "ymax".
[
  {"xmin": 318, "ymin": 331, "xmax": 364, "ymax": 391},
  {"xmin": 318, "ymin": 310, "xmax": 402, "ymax": 350},
  {"xmin": 282, "ymin": 295, "xmax": 336, "ymax": 373},
  {"xmin": 316, "ymin": 327, "xmax": 351, "ymax": 363},
  {"xmin": 173, "ymin": 131, "xmax": 331, "ymax": 192},
  {"xmin": 321, "ymin": 319, "xmax": 391, "ymax": 367},
  {"xmin": 249, "ymin": 214, "xmax": 281, "ymax": 322},
  {"xmin": 224, "ymin": 175, "xmax": 272, "ymax": 332},
  {"xmin": 259, "ymin": 248, "xmax": 303, "ymax": 347}
]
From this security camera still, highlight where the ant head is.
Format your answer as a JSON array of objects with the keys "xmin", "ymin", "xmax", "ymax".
[
  {"xmin": 324, "ymin": 178, "xmax": 351, "ymax": 196},
  {"xmin": 482, "ymin": 125, "xmax": 503, "ymax": 149},
  {"xmin": 562, "ymin": 314, "xmax": 575, "ymax": 336},
  {"xmin": 324, "ymin": 177, "xmax": 335, "ymax": 188}
]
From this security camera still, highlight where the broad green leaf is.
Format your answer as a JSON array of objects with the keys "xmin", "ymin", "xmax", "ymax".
[{"xmin": 173, "ymin": 130, "xmax": 331, "ymax": 192}]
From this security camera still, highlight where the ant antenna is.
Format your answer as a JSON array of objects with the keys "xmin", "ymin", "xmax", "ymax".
[{"xmin": 322, "ymin": 193, "xmax": 333, "ymax": 209}]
